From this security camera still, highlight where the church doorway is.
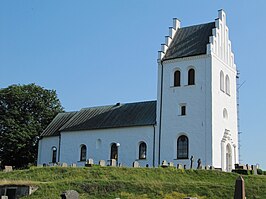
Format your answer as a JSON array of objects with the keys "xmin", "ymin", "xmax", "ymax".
[
  {"xmin": 226, "ymin": 144, "xmax": 232, "ymax": 172},
  {"xmin": 110, "ymin": 143, "xmax": 118, "ymax": 161}
]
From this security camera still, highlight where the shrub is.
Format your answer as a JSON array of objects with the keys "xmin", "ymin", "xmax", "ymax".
[
  {"xmin": 257, "ymin": 169, "xmax": 263, "ymax": 175},
  {"xmin": 232, "ymin": 169, "xmax": 252, "ymax": 175}
]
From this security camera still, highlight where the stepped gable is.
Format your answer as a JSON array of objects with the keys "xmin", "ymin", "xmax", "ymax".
[
  {"xmin": 41, "ymin": 111, "xmax": 77, "ymax": 137},
  {"xmin": 59, "ymin": 100, "xmax": 156, "ymax": 132},
  {"xmin": 159, "ymin": 10, "xmax": 235, "ymax": 68}
]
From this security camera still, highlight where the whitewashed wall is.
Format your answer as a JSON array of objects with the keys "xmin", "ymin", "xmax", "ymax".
[
  {"xmin": 58, "ymin": 125, "xmax": 155, "ymax": 167},
  {"xmin": 157, "ymin": 55, "xmax": 213, "ymax": 168},
  {"xmin": 37, "ymin": 136, "xmax": 59, "ymax": 165}
]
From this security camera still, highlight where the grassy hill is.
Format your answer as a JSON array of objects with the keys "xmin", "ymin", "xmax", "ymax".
[{"xmin": 0, "ymin": 166, "xmax": 266, "ymax": 199}]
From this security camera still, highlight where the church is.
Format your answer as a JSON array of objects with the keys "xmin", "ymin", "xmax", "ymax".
[{"xmin": 37, "ymin": 10, "xmax": 238, "ymax": 171}]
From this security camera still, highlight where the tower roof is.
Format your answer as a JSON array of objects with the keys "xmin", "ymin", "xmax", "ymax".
[{"xmin": 163, "ymin": 22, "xmax": 215, "ymax": 60}]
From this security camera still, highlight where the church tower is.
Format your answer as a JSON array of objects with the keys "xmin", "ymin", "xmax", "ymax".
[{"xmin": 156, "ymin": 10, "xmax": 238, "ymax": 171}]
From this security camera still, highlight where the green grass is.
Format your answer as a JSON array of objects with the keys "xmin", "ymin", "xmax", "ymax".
[{"xmin": 0, "ymin": 166, "xmax": 266, "ymax": 199}]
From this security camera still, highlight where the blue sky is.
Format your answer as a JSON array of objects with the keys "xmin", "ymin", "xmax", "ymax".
[{"xmin": 1, "ymin": 1, "xmax": 265, "ymax": 169}]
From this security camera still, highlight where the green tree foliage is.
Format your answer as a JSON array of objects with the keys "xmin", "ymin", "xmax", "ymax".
[{"xmin": 0, "ymin": 84, "xmax": 63, "ymax": 168}]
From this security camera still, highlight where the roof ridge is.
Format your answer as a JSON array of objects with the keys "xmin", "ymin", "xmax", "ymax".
[
  {"xmin": 80, "ymin": 100, "xmax": 156, "ymax": 110},
  {"xmin": 179, "ymin": 21, "xmax": 214, "ymax": 29}
]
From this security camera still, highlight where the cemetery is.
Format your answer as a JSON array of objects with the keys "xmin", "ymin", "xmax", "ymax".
[{"xmin": 0, "ymin": 160, "xmax": 265, "ymax": 198}]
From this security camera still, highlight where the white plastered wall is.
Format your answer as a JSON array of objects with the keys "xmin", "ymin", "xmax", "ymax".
[
  {"xmin": 208, "ymin": 10, "xmax": 238, "ymax": 170},
  {"xmin": 37, "ymin": 136, "xmax": 59, "ymax": 165},
  {"xmin": 157, "ymin": 55, "xmax": 213, "ymax": 168},
  {"xmin": 59, "ymin": 125, "xmax": 155, "ymax": 167}
]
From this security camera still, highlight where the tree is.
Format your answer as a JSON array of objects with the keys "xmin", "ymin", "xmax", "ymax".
[{"xmin": 0, "ymin": 84, "xmax": 63, "ymax": 168}]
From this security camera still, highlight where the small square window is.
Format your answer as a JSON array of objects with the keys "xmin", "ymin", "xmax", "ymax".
[{"xmin": 181, "ymin": 105, "xmax": 186, "ymax": 116}]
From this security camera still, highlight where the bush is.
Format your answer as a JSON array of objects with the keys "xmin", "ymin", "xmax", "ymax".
[
  {"xmin": 232, "ymin": 169, "xmax": 253, "ymax": 175},
  {"xmin": 257, "ymin": 169, "xmax": 263, "ymax": 175},
  {"xmin": 263, "ymin": 171, "xmax": 266, "ymax": 175}
]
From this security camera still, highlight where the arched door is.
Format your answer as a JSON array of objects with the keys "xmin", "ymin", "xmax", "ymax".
[{"xmin": 226, "ymin": 144, "xmax": 232, "ymax": 172}]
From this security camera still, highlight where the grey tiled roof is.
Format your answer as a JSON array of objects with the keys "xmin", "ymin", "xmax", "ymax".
[
  {"xmin": 163, "ymin": 22, "xmax": 215, "ymax": 60},
  {"xmin": 41, "ymin": 111, "xmax": 77, "ymax": 137},
  {"xmin": 41, "ymin": 101, "xmax": 156, "ymax": 137},
  {"xmin": 60, "ymin": 101, "xmax": 156, "ymax": 132}
]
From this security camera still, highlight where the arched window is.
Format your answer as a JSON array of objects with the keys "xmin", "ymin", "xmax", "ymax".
[
  {"xmin": 110, "ymin": 143, "xmax": 118, "ymax": 161},
  {"xmin": 52, "ymin": 146, "xmax": 57, "ymax": 163},
  {"xmin": 174, "ymin": 70, "xmax": 181, "ymax": 87},
  {"xmin": 225, "ymin": 75, "xmax": 230, "ymax": 95},
  {"xmin": 139, "ymin": 142, "xmax": 147, "ymax": 159},
  {"xmin": 220, "ymin": 71, "xmax": 224, "ymax": 91},
  {"xmin": 80, "ymin": 145, "xmax": 87, "ymax": 161},
  {"xmin": 188, "ymin": 68, "xmax": 195, "ymax": 85},
  {"xmin": 177, "ymin": 135, "xmax": 188, "ymax": 159}
]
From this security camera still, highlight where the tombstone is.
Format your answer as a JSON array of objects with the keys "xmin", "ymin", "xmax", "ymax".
[
  {"xmin": 110, "ymin": 159, "xmax": 116, "ymax": 167},
  {"xmin": 4, "ymin": 166, "xmax": 13, "ymax": 172},
  {"xmin": 183, "ymin": 198, "xmax": 198, "ymax": 199},
  {"xmin": 190, "ymin": 156, "xmax": 194, "ymax": 169},
  {"xmin": 1, "ymin": 196, "xmax": 8, "ymax": 199},
  {"xmin": 205, "ymin": 165, "xmax": 210, "ymax": 170},
  {"xmin": 198, "ymin": 165, "xmax": 203, "ymax": 170},
  {"xmin": 60, "ymin": 190, "xmax": 79, "ymax": 199},
  {"xmin": 71, "ymin": 163, "xmax": 77, "ymax": 168},
  {"xmin": 177, "ymin": 164, "xmax": 183, "ymax": 169},
  {"xmin": 161, "ymin": 160, "xmax": 168, "ymax": 168},
  {"xmin": 237, "ymin": 164, "xmax": 245, "ymax": 170},
  {"xmin": 234, "ymin": 176, "xmax": 245, "ymax": 199},
  {"xmin": 99, "ymin": 160, "xmax": 106, "ymax": 167},
  {"xmin": 197, "ymin": 159, "xmax": 202, "ymax": 169},
  {"xmin": 252, "ymin": 165, "xmax": 258, "ymax": 175},
  {"xmin": 85, "ymin": 159, "xmax": 94, "ymax": 167},
  {"xmin": 132, "ymin": 161, "xmax": 139, "ymax": 168},
  {"xmin": 168, "ymin": 162, "xmax": 174, "ymax": 167},
  {"xmin": 61, "ymin": 163, "xmax": 68, "ymax": 167}
]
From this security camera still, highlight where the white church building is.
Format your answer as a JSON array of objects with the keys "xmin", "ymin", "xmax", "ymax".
[{"xmin": 38, "ymin": 10, "xmax": 238, "ymax": 171}]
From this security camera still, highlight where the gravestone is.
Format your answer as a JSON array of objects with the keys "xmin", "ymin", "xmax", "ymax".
[
  {"xmin": 198, "ymin": 165, "xmax": 203, "ymax": 170},
  {"xmin": 190, "ymin": 156, "xmax": 194, "ymax": 169},
  {"xmin": 237, "ymin": 164, "xmax": 245, "ymax": 170},
  {"xmin": 60, "ymin": 190, "xmax": 79, "ymax": 199},
  {"xmin": 132, "ymin": 161, "xmax": 139, "ymax": 168},
  {"xmin": 4, "ymin": 166, "xmax": 12, "ymax": 172},
  {"xmin": 177, "ymin": 164, "xmax": 183, "ymax": 169},
  {"xmin": 205, "ymin": 165, "xmax": 210, "ymax": 170},
  {"xmin": 110, "ymin": 159, "xmax": 116, "ymax": 167},
  {"xmin": 161, "ymin": 160, "xmax": 168, "ymax": 168},
  {"xmin": 168, "ymin": 162, "xmax": 174, "ymax": 167},
  {"xmin": 99, "ymin": 160, "xmax": 106, "ymax": 167},
  {"xmin": 71, "ymin": 163, "xmax": 77, "ymax": 167},
  {"xmin": 1, "ymin": 196, "xmax": 8, "ymax": 199},
  {"xmin": 234, "ymin": 176, "xmax": 245, "ymax": 199},
  {"xmin": 252, "ymin": 165, "xmax": 258, "ymax": 175},
  {"xmin": 183, "ymin": 198, "xmax": 198, "ymax": 199},
  {"xmin": 62, "ymin": 163, "xmax": 68, "ymax": 167},
  {"xmin": 197, "ymin": 159, "xmax": 202, "ymax": 169},
  {"xmin": 85, "ymin": 159, "xmax": 94, "ymax": 167}
]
